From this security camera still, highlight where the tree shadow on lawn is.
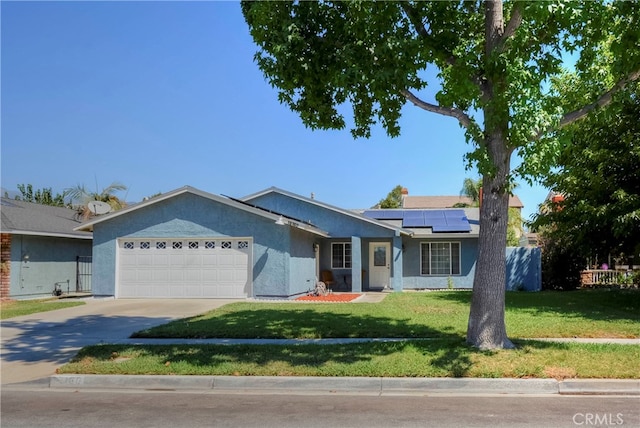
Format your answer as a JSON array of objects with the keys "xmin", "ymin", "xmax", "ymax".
[
  {"xmin": 71, "ymin": 338, "xmax": 477, "ymax": 378},
  {"xmin": 428, "ymin": 289, "xmax": 640, "ymax": 323},
  {"xmin": 131, "ymin": 306, "xmax": 461, "ymax": 340}
]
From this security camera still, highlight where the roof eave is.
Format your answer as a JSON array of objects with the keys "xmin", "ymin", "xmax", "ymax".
[{"xmin": 5, "ymin": 230, "xmax": 93, "ymax": 240}]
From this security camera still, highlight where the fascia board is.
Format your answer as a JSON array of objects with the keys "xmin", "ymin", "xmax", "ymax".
[{"xmin": 6, "ymin": 230, "xmax": 93, "ymax": 240}]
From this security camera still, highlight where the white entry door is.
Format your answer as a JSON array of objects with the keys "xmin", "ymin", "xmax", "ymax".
[{"xmin": 369, "ymin": 242, "xmax": 390, "ymax": 290}]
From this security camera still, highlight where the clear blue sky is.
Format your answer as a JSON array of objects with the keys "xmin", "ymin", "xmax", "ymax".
[{"xmin": 1, "ymin": 1, "xmax": 548, "ymax": 221}]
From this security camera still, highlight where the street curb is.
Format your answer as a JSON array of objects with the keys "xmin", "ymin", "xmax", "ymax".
[
  {"xmin": 558, "ymin": 379, "xmax": 640, "ymax": 396},
  {"xmin": 47, "ymin": 375, "xmax": 640, "ymax": 395}
]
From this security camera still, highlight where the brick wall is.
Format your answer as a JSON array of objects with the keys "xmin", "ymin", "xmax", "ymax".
[{"xmin": 1, "ymin": 233, "xmax": 11, "ymax": 299}]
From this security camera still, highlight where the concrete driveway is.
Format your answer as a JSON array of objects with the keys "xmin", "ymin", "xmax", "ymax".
[{"xmin": 1, "ymin": 298, "xmax": 239, "ymax": 385}]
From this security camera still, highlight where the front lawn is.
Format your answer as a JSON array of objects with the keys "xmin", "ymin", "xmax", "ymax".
[
  {"xmin": 58, "ymin": 340, "xmax": 640, "ymax": 379},
  {"xmin": 132, "ymin": 290, "xmax": 640, "ymax": 339},
  {"xmin": 0, "ymin": 298, "xmax": 85, "ymax": 319},
  {"xmin": 59, "ymin": 290, "xmax": 640, "ymax": 379}
]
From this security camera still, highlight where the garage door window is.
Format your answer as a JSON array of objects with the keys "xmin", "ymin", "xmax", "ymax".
[
  {"xmin": 156, "ymin": 241, "xmax": 166, "ymax": 249},
  {"xmin": 140, "ymin": 242, "xmax": 150, "ymax": 249},
  {"xmin": 189, "ymin": 241, "xmax": 199, "ymax": 249},
  {"xmin": 173, "ymin": 242, "xmax": 182, "ymax": 249},
  {"xmin": 205, "ymin": 241, "xmax": 215, "ymax": 249},
  {"xmin": 222, "ymin": 241, "xmax": 232, "ymax": 249},
  {"xmin": 124, "ymin": 242, "xmax": 134, "ymax": 249}
]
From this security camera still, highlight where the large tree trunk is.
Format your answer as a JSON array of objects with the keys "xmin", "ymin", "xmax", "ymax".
[
  {"xmin": 466, "ymin": 150, "xmax": 515, "ymax": 350},
  {"xmin": 466, "ymin": 0, "xmax": 515, "ymax": 350}
]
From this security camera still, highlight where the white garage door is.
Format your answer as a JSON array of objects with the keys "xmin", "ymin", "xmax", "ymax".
[{"xmin": 117, "ymin": 238, "xmax": 252, "ymax": 298}]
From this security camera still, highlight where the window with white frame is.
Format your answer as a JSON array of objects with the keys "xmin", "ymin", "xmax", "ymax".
[
  {"xmin": 421, "ymin": 242, "xmax": 461, "ymax": 275},
  {"xmin": 331, "ymin": 242, "xmax": 352, "ymax": 269}
]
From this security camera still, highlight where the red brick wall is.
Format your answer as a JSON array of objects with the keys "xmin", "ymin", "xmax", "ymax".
[{"xmin": 1, "ymin": 233, "xmax": 11, "ymax": 299}]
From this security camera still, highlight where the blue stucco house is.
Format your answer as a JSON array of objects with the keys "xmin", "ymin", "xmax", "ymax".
[
  {"xmin": 75, "ymin": 186, "xmax": 540, "ymax": 299},
  {"xmin": 1, "ymin": 198, "xmax": 93, "ymax": 299}
]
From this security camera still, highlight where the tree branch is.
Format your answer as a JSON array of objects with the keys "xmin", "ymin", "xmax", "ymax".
[
  {"xmin": 497, "ymin": 2, "xmax": 523, "ymax": 52},
  {"xmin": 400, "ymin": 3, "xmax": 485, "ymax": 97},
  {"xmin": 400, "ymin": 2, "xmax": 428, "ymax": 39},
  {"xmin": 401, "ymin": 89, "xmax": 473, "ymax": 129},
  {"xmin": 533, "ymin": 68, "xmax": 640, "ymax": 140},
  {"xmin": 558, "ymin": 68, "xmax": 640, "ymax": 128}
]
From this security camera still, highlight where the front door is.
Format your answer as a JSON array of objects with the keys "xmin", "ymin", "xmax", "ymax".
[{"xmin": 369, "ymin": 242, "xmax": 390, "ymax": 290}]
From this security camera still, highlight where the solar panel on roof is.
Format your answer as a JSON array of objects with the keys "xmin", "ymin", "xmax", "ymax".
[
  {"xmin": 398, "ymin": 209, "xmax": 472, "ymax": 232},
  {"xmin": 433, "ymin": 224, "xmax": 472, "ymax": 232},
  {"xmin": 362, "ymin": 210, "xmax": 403, "ymax": 220},
  {"xmin": 424, "ymin": 210, "xmax": 445, "ymax": 219},
  {"xmin": 403, "ymin": 217, "xmax": 426, "ymax": 227},
  {"xmin": 402, "ymin": 210, "xmax": 423, "ymax": 219}
]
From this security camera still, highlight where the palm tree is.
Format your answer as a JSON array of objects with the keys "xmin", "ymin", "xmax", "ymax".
[
  {"xmin": 65, "ymin": 181, "xmax": 127, "ymax": 218},
  {"xmin": 460, "ymin": 178, "xmax": 482, "ymax": 207}
]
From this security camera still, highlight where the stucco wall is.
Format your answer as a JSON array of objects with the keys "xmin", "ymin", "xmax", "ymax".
[
  {"xmin": 287, "ymin": 227, "xmax": 317, "ymax": 296},
  {"xmin": 8, "ymin": 234, "xmax": 92, "ymax": 299},
  {"xmin": 401, "ymin": 237, "xmax": 478, "ymax": 289},
  {"xmin": 249, "ymin": 192, "xmax": 401, "ymax": 293},
  {"xmin": 91, "ymin": 193, "xmax": 316, "ymax": 298}
]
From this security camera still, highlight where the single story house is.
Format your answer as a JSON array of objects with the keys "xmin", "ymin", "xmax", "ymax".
[
  {"xmin": 1, "ymin": 198, "xmax": 93, "ymax": 299},
  {"xmin": 75, "ymin": 186, "xmax": 540, "ymax": 299}
]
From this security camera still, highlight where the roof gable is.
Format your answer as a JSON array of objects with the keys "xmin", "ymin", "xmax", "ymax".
[
  {"xmin": 74, "ymin": 186, "xmax": 328, "ymax": 237},
  {"xmin": 242, "ymin": 187, "xmax": 412, "ymax": 236}
]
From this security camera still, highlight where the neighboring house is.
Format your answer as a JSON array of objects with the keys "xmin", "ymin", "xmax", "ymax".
[
  {"xmin": 401, "ymin": 189, "xmax": 525, "ymax": 244},
  {"xmin": 75, "ymin": 186, "xmax": 540, "ymax": 299},
  {"xmin": 1, "ymin": 198, "xmax": 93, "ymax": 299},
  {"xmin": 401, "ymin": 189, "xmax": 525, "ymax": 212}
]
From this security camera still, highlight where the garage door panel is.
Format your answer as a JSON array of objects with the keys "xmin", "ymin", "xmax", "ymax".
[
  {"xmin": 185, "ymin": 270, "xmax": 201, "ymax": 281},
  {"xmin": 118, "ymin": 238, "xmax": 252, "ymax": 298},
  {"xmin": 170, "ymin": 270, "xmax": 184, "ymax": 282},
  {"xmin": 202, "ymin": 269, "xmax": 219, "ymax": 281},
  {"xmin": 136, "ymin": 269, "xmax": 154, "ymax": 282}
]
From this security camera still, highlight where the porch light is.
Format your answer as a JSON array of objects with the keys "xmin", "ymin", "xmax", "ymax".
[{"xmin": 275, "ymin": 215, "xmax": 286, "ymax": 226}]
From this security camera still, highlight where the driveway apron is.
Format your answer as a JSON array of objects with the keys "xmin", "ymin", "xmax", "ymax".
[{"xmin": 1, "ymin": 298, "xmax": 238, "ymax": 385}]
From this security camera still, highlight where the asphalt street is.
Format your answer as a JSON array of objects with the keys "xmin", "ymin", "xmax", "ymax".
[{"xmin": 2, "ymin": 388, "xmax": 639, "ymax": 428}]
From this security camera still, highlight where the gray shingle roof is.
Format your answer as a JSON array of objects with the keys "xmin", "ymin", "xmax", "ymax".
[{"xmin": 1, "ymin": 198, "xmax": 91, "ymax": 239}]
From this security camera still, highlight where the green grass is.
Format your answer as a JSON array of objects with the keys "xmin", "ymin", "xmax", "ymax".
[
  {"xmin": 0, "ymin": 298, "xmax": 85, "ymax": 319},
  {"xmin": 132, "ymin": 289, "xmax": 640, "ymax": 340},
  {"xmin": 60, "ymin": 289, "xmax": 640, "ymax": 379},
  {"xmin": 58, "ymin": 340, "xmax": 640, "ymax": 379}
]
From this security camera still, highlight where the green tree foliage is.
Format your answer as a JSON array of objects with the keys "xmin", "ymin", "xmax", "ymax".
[
  {"xmin": 377, "ymin": 185, "xmax": 404, "ymax": 209},
  {"xmin": 14, "ymin": 184, "xmax": 66, "ymax": 207},
  {"xmin": 242, "ymin": 1, "xmax": 640, "ymax": 349},
  {"xmin": 533, "ymin": 81, "xmax": 640, "ymax": 266},
  {"xmin": 538, "ymin": 224, "xmax": 585, "ymax": 291}
]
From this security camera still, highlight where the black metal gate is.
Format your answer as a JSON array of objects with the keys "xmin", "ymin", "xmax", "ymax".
[{"xmin": 76, "ymin": 256, "xmax": 92, "ymax": 293}]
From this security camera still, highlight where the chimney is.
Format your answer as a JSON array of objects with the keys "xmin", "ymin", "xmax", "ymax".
[{"xmin": 401, "ymin": 187, "xmax": 408, "ymax": 195}]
